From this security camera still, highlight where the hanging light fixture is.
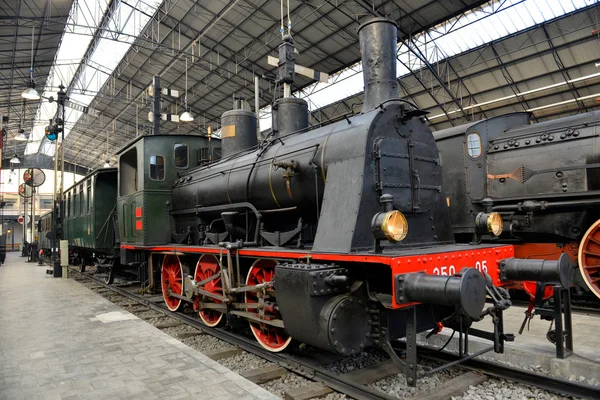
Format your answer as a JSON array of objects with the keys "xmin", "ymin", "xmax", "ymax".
[
  {"xmin": 180, "ymin": 108, "xmax": 194, "ymax": 122},
  {"xmin": 21, "ymin": 26, "xmax": 40, "ymax": 101},
  {"xmin": 15, "ymin": 101, "xmax": 28, "ymax": 141},
  {"xmin": 180, "ymin": 57, "xmax": 194, "ymax": 122},
  {"xmin": 15, "ymin": 128, "xmax": 28, "ymax": 141},
  {"xmin": 10, "ymin": 154, "xmax": 20, "ymax": 164}
]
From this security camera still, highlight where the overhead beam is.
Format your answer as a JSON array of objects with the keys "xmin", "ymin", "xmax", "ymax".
[
  {"xmin": 2, "ymin": 154, "xmax": 90, "ymax": 176},
  {"xmin": 541, "ymin": 25, "xmax": 587, "ymax": 113}
]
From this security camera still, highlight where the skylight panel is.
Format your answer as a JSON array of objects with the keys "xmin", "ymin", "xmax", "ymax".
[
  {"xmin": 265, "ymin": 0, "xmax": 595, "ymax": 129},
  {"xmin": 26, "ymin": 0, "xmax": 160, "ymax": 157},
  {"xmin": 528, "ymin": 3, "xmax": 546, "ymax": 23},
  {"xmin": 25, "ymin": 0, "xmax": 112, "ymax": 156},
  {"xmin": 537, "ymin": 0, "xmax": 558, "ymax": 20}
]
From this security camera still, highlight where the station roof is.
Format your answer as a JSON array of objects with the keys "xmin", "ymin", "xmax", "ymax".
[
  {"xmin": 310, "ymin": 1, "xmax": 600, "ymax": 131},
  {"xmin": 2, "ymin": 0, "xmax": 599, "ymax": 170},
  {"xmin": 0, "ymin": 0, "xmax": 74, "ymax": 168}
]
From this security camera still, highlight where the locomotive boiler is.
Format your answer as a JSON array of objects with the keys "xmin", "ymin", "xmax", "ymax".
[
  {"xmin": 110, "ymin": 18, "xmax": 573, "ymax": 386},
  {"xmin": 435, "ymin": 111, "xmax": 600, "ymax": 299}
]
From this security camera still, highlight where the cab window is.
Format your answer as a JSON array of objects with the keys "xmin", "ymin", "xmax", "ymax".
[
  {"xmin": 174, "ymin": 143, "xmax": 188, "ymax": 168},
  {"xmin": 466, "ymin": 132, "xmax": 482, "ymax": 159},
  {"xmin": 150, "ymin": 155, "xmax": 165, "ymax": 181}
]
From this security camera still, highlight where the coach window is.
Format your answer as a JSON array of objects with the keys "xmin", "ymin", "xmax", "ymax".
[
  {"xmin": 87, "ymin": 183, "xmax": 91, "ymax": 214},
  {"xmin": 466, "ymin": 132, "xmax": 482, "ymax": 159},
  {"xmin": 67, "ymin": 193, "xmax": 71, "ymax": 217},
  {"xmin": 150, "ymin": 155, "xmax": 165, "ymax": 181},
  {"xmin": 174, "ymin": 143, "xmax": 188, "ymax": 168},
  {"xmin": 79, "ymin": 185, "xmax": 84, "ymax": 216}
]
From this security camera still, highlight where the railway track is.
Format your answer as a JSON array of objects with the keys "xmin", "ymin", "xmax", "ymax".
[
  {"xmin": 511, "ymin": 298, "xmax": 600, "ymax": 317},
  {"xmin": 70, "ymin": 267, "xmax": 600, "ymax": 400}
]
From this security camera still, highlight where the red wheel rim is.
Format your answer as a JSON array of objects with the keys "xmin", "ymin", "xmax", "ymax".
[
  {"xmin": 245, "ymin": 259, "xmax": 291, "ymax": 352},
  {"xmin": 195, "ymin": 255, "xmax": 224, "ymax": 327},
  {"xmin": 523, "ymin": 281, "xmax": 554, "ymax": 301},
  {"xmin": 161, "ymin": 255, "xmax": 183, "ymax": 311},
  {"xmin": 579, "ymin": 219, "xmax": 600, "ymax": 299}
]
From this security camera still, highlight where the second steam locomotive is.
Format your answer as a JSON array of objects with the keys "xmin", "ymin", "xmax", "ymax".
[{"xmin": 435, "ymin": 111, "xmax": 600, "ymax": 301}]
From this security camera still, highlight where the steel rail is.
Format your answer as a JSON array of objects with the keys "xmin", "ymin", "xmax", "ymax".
[
  {"xmin": 419, "ymin": 347, "xmax": 600, "ymax": 399},
  {"xmin": 510, "ymin": 299, "xmax": 600, "ymax": 317},
  {"xmin": 73, "ymin": 269, "xmax": 396, "ymax": 400}
]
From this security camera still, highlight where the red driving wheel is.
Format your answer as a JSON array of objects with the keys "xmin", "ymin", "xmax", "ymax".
[
  {"xmin": 245, "ymin": 259, "xmax": 291, "ymax": 352},
  {"xmin": 195, "ymin": 254, "xmax": 224, "ymax": 327},
  {"xmin": 161, "ymin": 255, "xmax": 184, "ymax": 311},
  {"xmin": 579, "ymin": 219, "xmax": 600, "ymax": 299}
]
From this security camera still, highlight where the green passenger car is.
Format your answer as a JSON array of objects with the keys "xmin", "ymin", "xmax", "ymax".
[
  {"xmin": 38, "ymin": 210, "xmax": 53, "ymax": 253},
  {"xmin": 62, "ymin": 167, "xmax": 118, "ymax": 263}
]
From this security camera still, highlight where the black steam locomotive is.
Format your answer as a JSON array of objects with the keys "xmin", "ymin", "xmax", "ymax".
[
  {"xmin": 435, "ymin": 111, "xmax": 600, "ymax": 300},
  {"xmin": 41, "ymin": 18, "xmax": 572, "ymax": 386},
  {"xmin": 116, "ymin": 17, "xmax": 571, "ymax": 384}
]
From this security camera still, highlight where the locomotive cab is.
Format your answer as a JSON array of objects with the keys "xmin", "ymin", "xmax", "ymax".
[{"xmin": 116, "ymin": 134, "xmax": 215, "ymax": 249}]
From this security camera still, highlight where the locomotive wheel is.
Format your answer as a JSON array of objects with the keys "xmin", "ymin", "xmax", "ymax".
[
  {"xmin": 195, "ymin": 255, "xmax": 224, "ymax": 327},
  {"xmin": 161, "ymin": 255, "xmax": 184, "ymax": 311},
  {"xmin": 104, "ymin": 268, "xmax": 114, "ymax": 284},
  {"xmin": 578, "ymin": 219, "xmax": 600, "ymax": 299},
  {"xmin": 245, "ymin": 259, "xmax": 291, "ymax": 352}
]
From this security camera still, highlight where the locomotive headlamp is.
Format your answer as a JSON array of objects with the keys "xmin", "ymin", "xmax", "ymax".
[
  {"xmin": 372, "ymin": 210, "xmax": 408, "ymax": 242},
  {"xmin": 475, "ymin": 212, "xmax": 503, "ymax": 236}
]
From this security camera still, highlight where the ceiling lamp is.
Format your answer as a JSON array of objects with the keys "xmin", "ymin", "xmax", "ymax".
[
  {"xmin": 21, "ymin": 85, "xmax": 40, "ymax": 101},
  {"xmin": 180, "ymin": 108, "xmax": 194, "ymax": 122},
  {"xmin": 15, "ymin": 128, "xmax": 28, "ymax": 141},
  {"xmin": 180, "ymin": 57, "xmax": 194, "ymax": 122},
  {"xmin": 21, "ymin": 26, "xmax": 40, "ymax": 101},
  {"xmin": 103, "ymin": 159, "xmax": 110, "ymax": 168},
  {"xmin": 10, "ymin": 154, "xmax": 20, "ymax": 164}
]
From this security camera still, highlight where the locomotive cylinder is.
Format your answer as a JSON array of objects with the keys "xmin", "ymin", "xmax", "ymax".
[
  {"xmin": 499, "ymin": 253, "xmax": 572, "ymax": 288},
  {"xmin": 395, "ymin": 269, "xmax": 486, "ymax": 319},
  {"xmin": 220, "ymin": 109, "xmax": 257, "ymax": 157},
  {"xmin": 358, "ymin": 17, "xmax": 398, "ymax": 111},
  {"xmin": 272, "ymin": 97, "xmax": 309, "ymax": 136}
]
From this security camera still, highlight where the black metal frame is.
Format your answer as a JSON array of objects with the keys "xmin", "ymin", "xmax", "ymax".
[
  {"xmin": 534, "ymin": 285, "xmax": 574, "ymax": 359},
  {"xmin": 51, "ymin": 85, "xmax": 67, "ymax": 278}
]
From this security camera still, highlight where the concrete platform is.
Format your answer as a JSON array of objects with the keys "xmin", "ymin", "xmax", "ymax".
[
  {"xmin": 0, "ymin": 252, "xmax": 279, "ymax": 400},
  {"xmin": 421, "ymin": 297, "xmax": 600, "ymax": 382}
]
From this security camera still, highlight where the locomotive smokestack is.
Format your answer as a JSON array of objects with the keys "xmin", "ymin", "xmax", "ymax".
[
  {"xmin": 220, "ymin": 95, "xmax": 258, "ymax": 157},
  {"xmin": 358, "ymin": 18, "xmax": 398, "ymax": 112}
]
